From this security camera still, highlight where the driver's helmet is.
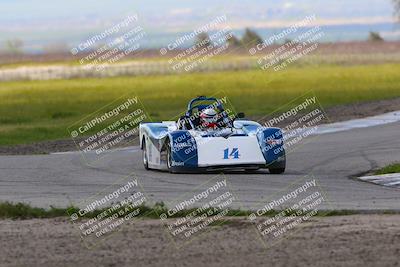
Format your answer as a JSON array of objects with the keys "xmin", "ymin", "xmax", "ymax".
[{"xmin": 199, "ymin": 108, "xmax": 218, "ymax": 129}]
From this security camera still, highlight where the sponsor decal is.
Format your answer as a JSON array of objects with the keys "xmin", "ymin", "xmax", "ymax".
[{"xmin": 172, "ymin": 161, "xmax": 185, "ymax": 166}]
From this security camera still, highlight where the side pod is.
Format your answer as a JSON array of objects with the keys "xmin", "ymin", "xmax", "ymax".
[
  {"xmin": 167, "ymin": 131, "xmax": 198, "ymax": 172},
  {"xmin": 257, "ymin": 127, "xmax": 286, "ymax": 169}
]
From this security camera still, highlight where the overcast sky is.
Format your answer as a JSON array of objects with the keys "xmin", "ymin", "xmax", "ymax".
[
  {"xmin": 0, "ymin": 0, "xmax": 395, "ymax": 30},
  {"xmin": 0, "ymin": 0, "xmax": 397, "ymax": 51}
]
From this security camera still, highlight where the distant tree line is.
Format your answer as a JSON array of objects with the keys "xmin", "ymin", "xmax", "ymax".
[
  {"xmin": 195, "ymin": 28, "xmax": 264, "ymax": 49},
  {"xmin": 368, "ymin": 32, "xmax": 384, "ymax": 42},
  {"xmin": 365, "ymin": 0, "xmax": 400, "ymax": 42},
  {"xmin": 194, "ymin": 0, "xmax": 400, "ymax": 48},
  {"xmin": 5, "ymin": 0, "xmax": 400, "ymax": 55},
  {"xmin": 4, "ymin": 39, "xmax": 24, "ymax": 54}
]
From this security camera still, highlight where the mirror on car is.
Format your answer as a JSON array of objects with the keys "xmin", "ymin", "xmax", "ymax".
[{"xmin": 237, "ymin": 112, "xmax": 245, "ymax": 118}]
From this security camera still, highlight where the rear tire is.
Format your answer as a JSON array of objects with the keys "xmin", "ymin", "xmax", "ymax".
[
  {"xmin": 269, "ymin": 168, "xmax": 285, "ymax": 174},
  {"xmin": 142, "ymin": 139, "xmax": 149, "ymax": 170}
]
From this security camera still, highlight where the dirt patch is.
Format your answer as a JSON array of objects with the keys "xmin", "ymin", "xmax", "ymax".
[
  {"xmin": 323, "ymin": 97, "xmax": 400, "ymax": 122},
  {"xmin": 1, "ymin": 215, "xmax": 399, "ymax": 267},
  {"xmin": 1, "ymin": 97, "xmax": 399, "ymax": 155}
]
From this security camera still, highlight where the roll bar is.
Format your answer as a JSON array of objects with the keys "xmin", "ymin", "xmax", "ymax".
[{"xmin": 186, "ymin": 96, "xmax": 223, "ymax": 115}]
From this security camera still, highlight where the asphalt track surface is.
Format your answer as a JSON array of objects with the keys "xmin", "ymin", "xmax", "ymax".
[{"xmin": 0, "ymin": 121, "xmax": 399, "ymax": 211}]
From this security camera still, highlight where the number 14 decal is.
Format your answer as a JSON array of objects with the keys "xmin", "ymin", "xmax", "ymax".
[{"xmin": 223, "ymin": 148, "xmax": 240, "ymax": 159}]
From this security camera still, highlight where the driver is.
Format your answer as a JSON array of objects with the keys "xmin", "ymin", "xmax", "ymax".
[{"xmin": 199, "ymin": 108, "xmax": 219, "ymax": 130}]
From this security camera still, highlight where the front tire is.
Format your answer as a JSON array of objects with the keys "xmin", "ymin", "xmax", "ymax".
[
  {"xmin": 142, "ymin": 139, "xmax": 149, "ymax": 170},
  {"xmin": 166, "ymin": 141, "xmax": 173, "ymax": 173}
]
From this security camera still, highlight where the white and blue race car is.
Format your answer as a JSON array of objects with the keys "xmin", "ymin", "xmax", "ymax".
[{"xmin": 139, "ymin": 96, "xmax": 286, "ymax": 173}]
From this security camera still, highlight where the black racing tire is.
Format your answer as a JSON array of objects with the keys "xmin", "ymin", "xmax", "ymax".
[
  {"xmin": 269, "ymin": 168, "xmax": 285, "ymax": 174},
  {"xmin": 142, "ymin": 139, "xmax": 149, "ymax": 170},
  {"xmin": 166, "ymin": 141, "xmax": 173, "ymax": 173}
]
